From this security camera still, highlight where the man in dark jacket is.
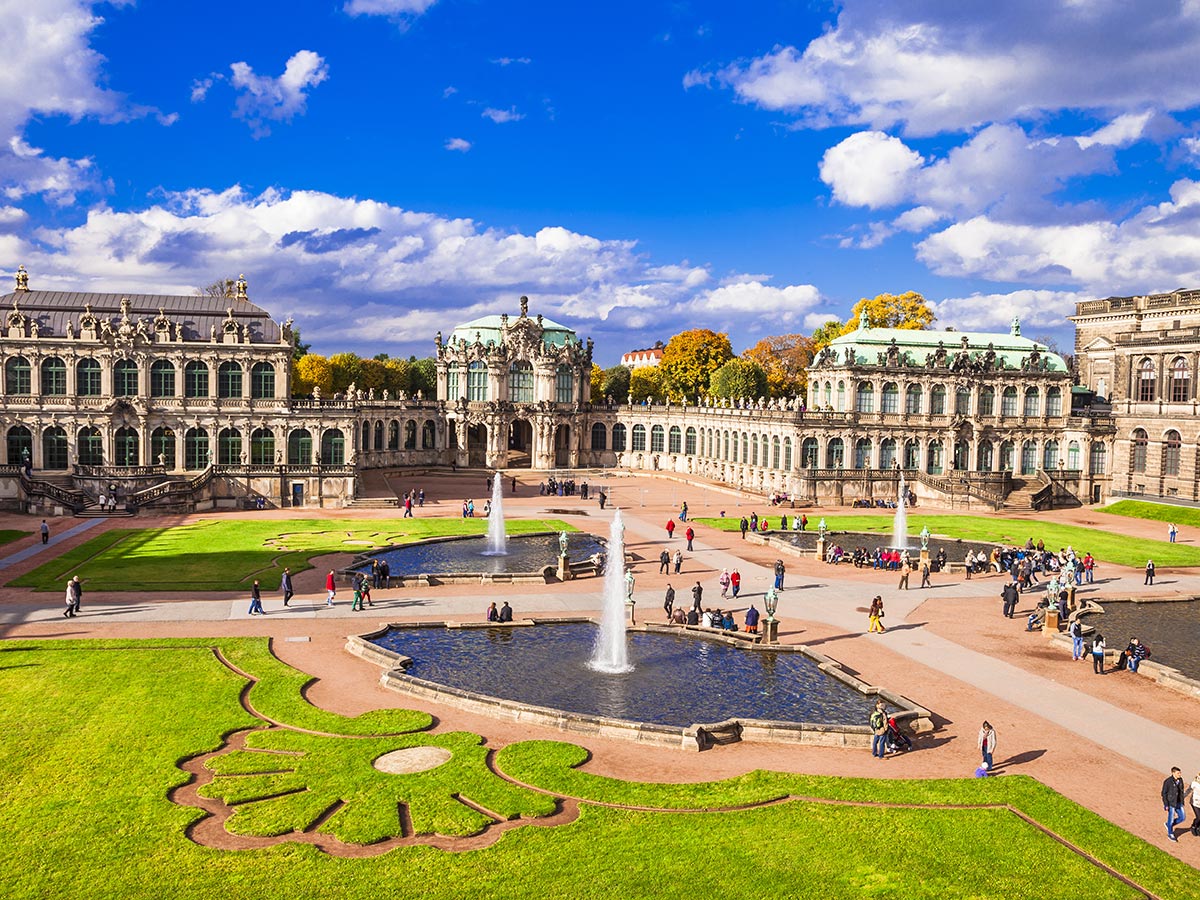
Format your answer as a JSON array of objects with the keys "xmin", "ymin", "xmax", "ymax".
[
  {"xmin": 281, "ymin": 568, "xmax": 294, "ymax": 607},
  {"xmin": 691, "ymin": 581, "xmax": 703, "ymax": 611},
  {"xmin": 663, "ymin": 585, "xmax": 675, "ymax": 620},
  {"xmin": 1001, "ymin": 582, "xmax": 1018, "ymax": 619},
  {"xmin": 659, "ymin": 549, "xmax": 671, "ymax": 574},
  {"xmin": 498, "ymin": 601, "xmax": 513, "ymax": 623},
  {"xmin": 1164, "ymin": 767, "xmax": 1187, "ymax": 841},
  {"xmin": 773, "ymin": 559, "xmax": 786, "ymax": 590}
]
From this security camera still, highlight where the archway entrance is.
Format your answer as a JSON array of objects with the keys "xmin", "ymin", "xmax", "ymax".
[
  {"xmin": 507, "ymin": 420, "xmax": 533, "ymax": 468},
  {"xmin": 554, "ymin": 424, "xmax": 571, "ymax": 468},
  {"xmin": 467, "ymin": 423, "xmax": 488, "ymax": 468}
]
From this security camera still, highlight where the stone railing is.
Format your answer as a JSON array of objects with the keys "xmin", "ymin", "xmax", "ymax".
[
  {"xmin": 74, "ymin": 464, "xmax": 168, "ymax": 478},
  {"xmin": 18, "ymin": 471, "xmax": 90, "ymax": 511}
]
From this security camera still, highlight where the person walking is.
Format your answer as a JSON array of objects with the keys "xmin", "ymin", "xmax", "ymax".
[
  {"xmin": 672, "ymin": 548, "xmax": 682, "ymax": 575},
  {"xmin": 1069, "ymin": 617, "xmax": 1084, "ymax": 660},
  {"xmin": 680, "ymin": 501, "xmax": 688, "ymax": 522},
  {"xmin": 1164, "ymin": 767, "xmax": 1187, "ymax": 841},
  {"xmin": 898, "ymin": 562, "xmax": 910, "ymax": 590},
  {"xmin": 248, "ymin": 580, "xmax": 266, "ymax": 615},
  {"xmin": 1168, "ymin": 523, "xmax": 1178, "ymax": 543},
  {"xmin": 730, "ymin": 569, "xmax": 741, "ymax": 599},
  {"xmin": 685, "ymin": 525, "xmax": 694, "ymax": 551},
  {"xmin": 1091, "ymin": 633, "xmax": 1106, "ymax": 674},
  {"xmin": 62, "ymin": 579, "xmax": 76, "ymax": 618},
  {"xmin": 920, "ymin": 561, "xmax": 932, "ymax": 589},
  {"xmin": 666, "ymin": 519, "xmax": 676, "ymax": 540},
  {"xmin": 281, "ymin": 568, "xmax": 294, "ymax": 607},
  {"xmin": 1001, "ymin": 582, "xmax": 1018, "ymax": 619},
  {"xmin": 773, "ymin": 559, "xmax": 786, "ymax": 591},
  {"xmin": 800, "ymin": 514, "xmax": 808, "ymax": 531},
  {"xmin": 870, "ymin": 700, "xmax": 888, "ymax": 759},
  {"xmin": 40, "ymin": 519, "xmax": 49, "ymax": 545},
  {"xmin": 691, "ymin": 581, "xmax": 703, "ymax": 612},
  {"xmin": 659, "ymin": 549, "xmax": 671, "ymax": 574},
  {"xmin": 978, "ymin": 721, "xmax": 997, "ymax": 771},
  {"xmin": 719, "ymin": 568, "xmax": 731, "ymax": 598},
  {"xmin": 663, "ymin": 584, "xmax": 675, "ymax": 621},
  {"xmin": 418, "ymin": 488, "xmax": 425, "ymax": 507},
  {"xmin": 325, "ymin": 570, "xmax": 336, "ymax": 607},
  {"xmin": 351, "ymin": 574, "xmax": 364, "ymax": 611},
  {"xmin": 739, "ymin": 517, "xmax": 748, "ymax": 539},
  {"xmin": 1188, "ymin": 770, "xmax": 1200, "ymax": 836},
  {"xmin": 70, "ymin": 575, "xmax": 82, "ymax": 616},
  {"xmin": 1145, "ymin": 559, "xmax": 1156, "ymax": 585},
  {"xmin": 403, "ymin": 495, "xmax": 413, "ymax": 518},
  {"xmin": 868, "ymin": 595, "xmax": 886, "ymax": 633}
]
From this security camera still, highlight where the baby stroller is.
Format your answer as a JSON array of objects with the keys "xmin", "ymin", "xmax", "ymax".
[{"xmin": 886, "ymin": 717, "xmax": 913, "ymax": 753}]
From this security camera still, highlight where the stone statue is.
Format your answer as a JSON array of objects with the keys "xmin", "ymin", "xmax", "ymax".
[
  {"xmin": 764, "ymin": 586, "xmax": 779, "ymax": 621},
  {"xmin": 66, "ymin": 321, "xmax": 74, "ymax": 339},
  {"xmin": 235, "ymin": 274, "xmax": 248, "ymax": 299},
  {"xmin": 919, "ymin": 525, "xmax": 930, "ymax": 550},
  {"xmin": 624, "ymin": 568, "xmax": 635, "ymax": 600},
  {"xmin": 558, "ymin": 531, "xmax": 569, "ymax": 558},
  {"xmin": 14, "ymin": 264, "xmax": 29, "ymax": 292},
  {"xmin": 817, "ymin": 518, "xmax": 827, "ymax": 538}
]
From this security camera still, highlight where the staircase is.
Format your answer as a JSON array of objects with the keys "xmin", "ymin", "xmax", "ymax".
[
  {"xmin": 344, "ymin": 497, "xmax": 400, "ymax": 509},
  {"xmin": 1003, "ymin": 478, "xmax": 1041, "ymax": 511},
  {"xmin": 75, "ymin": 506, "xmax": 135, "ymax": 518}
]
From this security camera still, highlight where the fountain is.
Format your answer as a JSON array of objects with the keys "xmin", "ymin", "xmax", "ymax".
[
  {"xmin": 482, "ymin": 472, "xmax": 507, "ymax": 556},
  {"xmin": 892, "ymin": 474, "xmax": 909, "ymax": 549},
  {"xmin": 590, "ymin": 508, "xmax": 632, "ymax": 673}
]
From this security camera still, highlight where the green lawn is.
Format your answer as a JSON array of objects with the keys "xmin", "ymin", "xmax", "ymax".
[
  {"xmin": 1104, "ymin": 499, "xmax": 1200, "ymax": 530},
  {"xmin": 0, "ymin": 529, "xmax": 27, "ymax": 548},
  {"xmin": 693, "ymin": 513, "xmax": 1200, "ymax": 568},
  {"xmin": 0, "ymin": 637, "xmax": 1195, "ymax": 900},
  {"xmin": 7, "ymin": 518, "xmax": 574, "ymax": 592}
]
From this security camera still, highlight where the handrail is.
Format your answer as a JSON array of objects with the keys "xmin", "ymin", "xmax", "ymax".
[{"xmin": 18, "ymin": 471, "xmax": 89, "ymax": 512}]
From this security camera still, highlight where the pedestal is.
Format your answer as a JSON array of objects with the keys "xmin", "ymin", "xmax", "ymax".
[
  {"xmin": 919, "ymin": 548, "xmax": 930, "ymax": 570},
  {"xmin": 627, "ymin": 599, "xmax": 636, "ymax": 625},
  {"xmin": 1044, "ymin": 609, "xmax": 1060, "ymax": 632},
  {"xmin": 557, "ymin": 555, "xmax": 571, "ymax": 582},
  {"xmin": 815, "ymin": 537, "xmax": 827, "ymax": 562},
  {"xmin": 761, "ymin": 619, "xmax": 779, "ymax": 644},
  {"xmin": 1066, "ymin": 586, "xmax": 1077, "ymax": 612}
]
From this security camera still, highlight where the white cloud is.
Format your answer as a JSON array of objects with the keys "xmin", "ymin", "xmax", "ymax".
[
  {"xmin": 893, "ymin": 206, "xmax": 943, "ymax": 232},
  {"xmin": 190, "ymin": 76, "xmax": 217, "ymax": 103},
  {"xmin": 699, "ymin": 1, "xmax": 1200, "ymax": 135},
  {"xmin": 932, "ymin": 289, "xmax": 1086, "ymax": 333},
  {"xmin": 343, "ymin": 0, "xmax": 438, "ymax": 16},
  {"xmin": 1075, "ymin": 111, "xmax": 1155, "ymax": 150},
  {"xmin": 229, "ymin": 50, "xmax": 329, "ymax": 137},
  {"xmin": 490, "ymin": 57, "xmax": 531, "ymax": 66},
  {"xmin": 481, "ymin": 106, "xmax": 524, "ymax": 124},
  {"xmin": 818, "ymin": 131, "xmax": 923, "ymax": 209},
  {"xmin": 692, "ymin": 277, "xmax": 822, "ymax": 325},
  {"xmin": 444, "ymin": 138, "xmax": 471, "ymax": 152},
  {"xmin": 803, "ymin": 312, "xmax": 842, "ymax": 331}
]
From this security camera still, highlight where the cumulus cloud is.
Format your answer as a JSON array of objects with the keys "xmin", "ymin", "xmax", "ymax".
[
  {"xmin": 699, "ymin": 1, "xmax": 1200, "ymax": 135},
  {"xmin": 444, "ymin": 137, "xmax": 471, "ymax": 152},
  {"xmin": 343, "ymin": 0, "xmax": 438, "ymax": 16},
  {"xmin": 818, "ymin": 131, "xmax": 923, "ymax": 209},
  {"xmin": 481, "ymin": 106, "xmax": 524, "ymax": 124},
  {"xmin": 692, "ymin": 277, "xmax": 822, "ymax": 325},
  {"xmin": 490, "ymin": 57, "xmax": 531, "ymax": 66},
  {"xmin": 229, "ymin": 50, "xmax": 329, "ymax": 137},
  {"xmin": 932, "ymin": 289, "xmax": 1086, "ymax": 334}
]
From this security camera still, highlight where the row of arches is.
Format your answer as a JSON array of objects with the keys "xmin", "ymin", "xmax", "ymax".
[
  {"xmin": 811, "ymin": 380, "xmax": 1064, "ymax": 418},
  {"xmin": 2, "ymin": 357, "xmax": 276, "ymax": 399},
  {"xmin": 793, "ymin": 436, "xmax": 1102, "ymax": 475},
  {"xmin": 590, "ymin": 423, "xmax": 794, "ymax": 471},
  {"xmin": 1136, "ymin": 357, "xmax": 1193, "ymax": 403},
  {"xmin": 445, "ymin": 361, "xmax": 577, "ymax": 404},
  {"xmin": 360, "ymin": 419, "xmax": 438, "ymax": 452},
  {"xmin": 1130, "ymin": 428, "xmax": 1190, "ymax": 476}
]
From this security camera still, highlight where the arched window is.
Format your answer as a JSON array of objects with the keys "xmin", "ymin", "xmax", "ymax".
[
  {"xmin": 761, "ymin": 434, "xmax": 770, "ymax": 467},
  {"xmin": 1020, "ymin": 440, "xmax": 1038, "ymax": 475},
  {"xmin": 1023, "ymin": 387, "xmax": 1040, "ymax": 417},
  {"xmin": 113, "ymin": 360, "xmax": 138, "ymax": 397},
  {"xmin": 184, "ymin": 427, "xmax": 209, "ymax": 469},
  {"xmin": 42, "ymin": 426, "xmax": 68, "ymax": 469},
  {"xmin": 555, "ymin": 365, "xmax": 574, "ymax": 404},
  {"xmin": 218, "ymin": 427, "xmax": 242, "ymax": 465},
  {"xmin": 250, "ymin": 362, "xmax": 275, "ymax": 399},
  {"xmin": 1131, "ymin": 428, "xmax": 1148, "ymax": 473},
  {"xmin": 751, "ymin": 435, "xmax": 758, "ymax": 466},
  {"xmin": 854, "ymin": 438, "xmax": 871, "ymax": 469},
  {"xmin": 930, "ymin": 384, "xmax": 946, "ymax": 415},
  {"xmin": 881, "ymin": 382, "xmax": 898, "ymax": 414},
  {"xmin": 1046, "ymin": 386, "xmax": 1062, "ymax": 417},
  {"xmin": 826, "ymin": 437, "xmax": 844, "ymax": 468},
  {"xmin": 77, "ymin": 426, "xmax": 103, "ymax": 466},
  {"xmin": 1138, "ymin": 358, "xmax": 1156, "ymax": 402},
  {"xmin": 731, "ymin": 430, "xmax": 739, "ymax": 463},
  {"xmin": 114, "ymin": 427, "xmax": 139, "ymax": 466},
  {"xmin": 722, "ymin": 430, "xmax": 729, "ymax": 460},
  {"xmin": 250, "ymin": 428, "xmax": 274, "ymax": 465},
  {"xmin": 772, "ymin": 435, "xmax": 781, "ymax": 469},
  {"xmin": 374, "ymin": 420, "xmax": 384, "ymax": 451},
  {"xmin": 360, "ymin": 421, "xmax": 370, "ymax": 451},
  {"xmin": 218, "ymin": 361, "xmax": 242, "ymax": 398},
  {"xmin": 1043, "ymin": 440, "xmax": 1059, "ymax": 470},
  {"xmin": 7, "ymin": 424, "xmax": 31, "ymax": 465},
  {"xmin": 321, "ymin": 428, "xmax": 346, "ymax": 465},
  {"xmin": 151, "ymin": 426, "xmax": 176, "ymax": 468},
  {"xmin": 509, "ymin": 361, "xmax": 534, "ymax": 403},
  {"xmin": 184, "ymin": 360, "xmax": 209, "ymax": 397},
  {"xmin": 954, "ymin": 441, "xmax": 969, "ymax": 470},
  {"xmin": 650, "ymin": 424, "xmax": 665, "ymax": 453},
  {"xmin": 4, "ymin": 356, "xmax": 30, "ymax": 394},
  {"xmin": 1000, "ymin": 441, "xmax": 1015, "ymax": 472},
  {"xmin": 855, "ymin": 382, "xmax": 874, "ymax": 413},
  {"xmin": 668, "ymin": 426, "xmax": 682, "ymax": 454},
  {"xmin": 1067, "ymin": 441, "xmax": 1080, "ymax": 470},
  {"xmin": 288, "ymin": 429, "xmax": 312, "ymax": 465},
  {"xmin": 467, "ymin": 361, "xmax": 488, "ymax": 401},
  {"xmin": 1089, "ymin": 442, "xmax": 1107, "ymax": 475},
  {"xmin": 978, "ymin": 386, "xmax": 995, "ymax": 416},
  {"xmin": 1164, "ymin": 430, "xmax": 1182, "ymax": 476},
  {"xmin": 801, "ymin": 437, "xmax": 818, "ymax": 468},
  {"xmin": 685, "ymin": 427, "xmax": 697, "ymax": 455},
  {"xmin": 387, "ymin": 420, "xmax": 400, "ymax": 450},
  {"xmin": 447, "ymin": 362, "xmax": 460, "ymax": 399},
  {"xmin": 835, "ymin": 381, "xmax": 845, "ymax": 411},
  {"xmin": 422, "ymin": 420, "xmax": 436, "ymax": 450},
  {"xmin": 402, "ymin": 420, "xmax": 415, "ymax": 450},
  {"xmin": 591, "ymin": 422, "xmax": 607, "ymax": 451},
  {"xmin": 76, "ymin": 358, "xmax": 101, "ymax": 396},
  {"xmin": 905, "ymin": 384, "xmax": 922, "ymax": 414},
  {"xmin": 1172, "ymin": 357, "xmax": 1190, "ymax": 402},
  {"xmin": 1001, "ymin": 387, "xmax": 1018, "ymax": 416},
  {"xmin": 880, "ymin": 438, "xmax": 897, "ymax": 469},
  {"xmin": 823, "ymin": 381, "xmax": 832, "ymax": 407},
  {"xmin": 611, "ymin": 423, "xmax": 627, "ymax": 452},
  {"xmin": 783, "ymin": 437, "xmax": 792, "ymax": 470},
  {"xmin": 977, "ymin": 441, "xmax": 994, "ymax": 472},
  {"xmin": 742, "ymin": 433, "xmax": 749, "ymax": 461},
  {"xmin": 903, "ymin": 440, "xmax": 920, "ymax": 470},
  {"xmin": 632, "ymin": 424, "xmax": 646, "ymax": 452},
  {"xmin": 41, "ymin": 357, "xmax": 67, "ymax": 396},
  {"xmin": 955, "ymin": 387, "xmax": 971, "ymax": 416},
  {"xmin": 150, "ymin": 360, "xmax": 175, "ymax": 398},
  {"xmin": 927, "ymin": 440, "xmax": 944, "ymax": 474}
]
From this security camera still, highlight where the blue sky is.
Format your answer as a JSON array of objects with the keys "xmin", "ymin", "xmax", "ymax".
[{"xmin": 6, "ymin": 0, "xmax": 1200, "ymax": 363}]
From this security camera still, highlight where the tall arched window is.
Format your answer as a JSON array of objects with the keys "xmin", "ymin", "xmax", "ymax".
[
  {"xmin": 1000, "ymin": 441, "xmax": 1015, "ymax": 471},
  {"xmin": 250, "ymin": 428, "xmax": 274, "ymax": 465},
  {"xmin": 685, "ymin": 427, "xmax": 697, "ymax": 455},
  {"xmin": 955, "ymin": 387, "xmax": 971, "ymax": 416},
  {"xmin": 321, "ymin": 428, "xmax": 346, "ymax": 465},
  {"xmin": 783, "ymin": 437, "xmax": 792, "ymax": 470},
  {"xmin": 854, "ymin": 438, "xmax": 871, "ymax": 469},
  {"xmin": 1163, "ymin": 430, "xmax": 1182, "ymax": 476},
  {"xmin": 881, "ymin": 382, "xmax": 898, "ymax": 414},
  {"xmin": 722, "ymin": 430, "xmax": 729, "ymax": 459},
  {"xmin": 374, "ymin": 420, "xmax": 384, "ymax": 450},
  {"xmin": 1020, "ymin": 440, "xmax": 1038, "ymax": 475},
  {"xmin": 76, "ymin": 358, "xmax": 101, "ymax": 396},
  {"xmin": 591, "ymin": 422, "xmax": 607, "ymax": 451},
  {"xmin": 650, "ymin": 424, "xmax": 665, "ymax": 453},
  {"xmin": 509, "ymin": 361, "xmax": 534, "ymax": 403},
  {"xmin": 447, "ymin": 362, "xmax": 460, "ymax": 398},
  {"xmin": 4, "ymin": 356, "xmax": 30, "ymax": 395},
  {"xmin": 835, "ymin": 381, "xmax": 845, "ymax": 411},
  {"xmin": 1043, "ymin": 440, "xmax": 1059, "ymax": 470},
  {"xmin": 903, "ymin": 440, "xmax": 919, "ymax": 470},
  {"xmin": 288, "ymin": 429, "xmax": 312, "ymax": 465},
  {"xmin": 772, "ymin": 436, "xmax": 781, "ymax": 469},
  {"xmin": 360, "ymin": 421, "xmax": 370, "ymax": 451},
  {"xmin": 467, "ymin": 361, "xmax": 488, "ymax": 401},
  {"xmin": 184, "ymin": 360, "xmax": 209, "ymax": 397},
  {"xmin": 151, "ymin": 426, "xmax": 176, "ymax": 468},
  {"xmin": 43, "ymin": 426, "xmax": 68, "ymax": 469},
  {"xmin": 801, "ymin": 437, "xmax": 818, "ymax": 468},
  {"xmin": 978, "ymin": 386, "xmax": 995, "ymax": 415},
  {"xmin": 1046, "ymin": 386, "xmax": 1062, "ymax": 416},
  {"xmin": 977, "ymin": 441, "xmax": 994, "ymax": 472},
  {"xmin": 1138, "ymin": 358, "xmax": 1156, "ymax": 402},
  {"xmin": 404, "ymin": 420, "xmax": 417, "ymax": 449},
  {"xmin": 1023, "ymin": 387, "xmax": 1040, "ymax": 417},
  {"xmin": 76, "ymin": 426, "xmax": 103, "ymax": 466},
  {"xmin": 7, "ymin": 425, "xmax": 31, "ymax": 465},
  {"xmin": 184, "ymin": 427, "xmax": 209, "ymax": 469},
  {"xmin": 751, "ymin": 436, "xmax": 758, "ymax": 466},
  {"xmin": 905, "ymin": 384, "xmax": 922, "ymax": 414},
  {"xmin": 611, "ymin": 423, "xmax": 626, "ymax": 452},
  {"xmin": 879, "ymin": 438, "xmax": 897, "ymax": 469},
  {"xmin": 1089, "ymin": 442, "xmax": 1107, "ymax": 475},
  {"xmin": 930, "ymin": 385, "xmax": 946, "ymax": 414},
  {"xmin": 114, "ymin": 426, "xmax": 139, "ymax": 466},
  {"xmin": 927, "ymin": 440, "xmax": 944, "ymax": 475},
  {"xmin": 218, "ymin": 427, "xmax": 242, "ymax": 465},
  {"xmin": 1067, "ymin": 441, "xmax": 1080, "ymax": 470},
  {"xmin": 855, "ymin": 382, "xmax": 874, "ymax": 413},
  {"xmin": 1001, "ymin": 387, "xmax": 1017, "ymax": 416},
  {"xmin": 1131, "ymin": 428, "xmax": 1148, "ymax": 473},
  {"xmin": 742, "ymin": 433, "xmax": 749, "ymax": 461},
  {"xmin": 150, "ymin": 360, "xmax": 175, "ymax": 398},
  {"xmin": 218, "ymin": 361, "xmax": 242, "ymax": 398},
  {"xmin": 250, "ymin": 362, "xmax": 275, "ymax": 399},
  {"xmin": 632, "ymin": 424, "xmax": 646, "ymax": 452},
  {"xmin": 555, "ymin": 365, "xmax": 574, "ymax": 403},
  {"xmin": 823, "ymin": 382, "xmax": 832, "ymax": 407},
  {"xmin": 1172, "ymin": 357, "xmax": 1190, "ymax": 402},
  {"xmin": 41, "ymin": 357, "xmax": 66, "ymax": 396},
  {"xmin": 826, "ymin": 437, "xmax": 844, "ymax": 468},
  {"xmin": 422, "ymin": 420, "xmax": 435, "ymax": 450},
  {"xmin": 954, "ymin": 441, "xmax": 970, "ymax": 470},
  {"xmin": 113, "ymin": 360, "xmax": 138, "ymax": 397},
  {"xmin": 668, "ymin": 426, "xmax": 682, "ymax": 454}
]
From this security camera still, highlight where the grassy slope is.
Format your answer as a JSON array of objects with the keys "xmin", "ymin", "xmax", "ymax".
[
  {"xmin": 0, "ymin": 638, "xmax": 1195, "ymax": 900},
  {"xmin": 7, "ymin": 517, "xmax": 574, "ymax": 592},
  {"xmin": 0, "ymin": 529, "xmax": 26, "ymax": 547},
  {"xmin": 1104, "ymin": 499, "xmax": 1200, "ymax": 529},
  {"xmin": 692, "ymin": 514, "xmax": 1200, "ymax": 568}
]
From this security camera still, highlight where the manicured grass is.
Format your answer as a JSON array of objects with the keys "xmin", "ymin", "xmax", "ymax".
[
  {"xmin": 1104, "ymin": 499, "xmax": 1200, "ymax": 530},
  {"xmin": 7, "ymin": 517, "xmax": 575, "ymax": 592},
  {"xmin": 693, "ymin": 513, "xmax": 1200, "ymax": 568},
  {"xmin": 0, "ymin": 638, "xmax": 1194, "ymax": 900},
  {"xmin": 0, "ymin": 529, "xmax": 27, "ymax": 548}
]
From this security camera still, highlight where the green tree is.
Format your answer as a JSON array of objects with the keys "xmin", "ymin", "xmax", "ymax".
[
  {"xmin": 291, "ymin": 327, "xmax": 312, "ymax": 361},
  {"xmin": 383, "ymin": 358, "xmax": 411, "ymax": 395},
  {"xmin": 359, "ymin": 358, "xmax": 388, "ymax": 393},
  {"xmin": 328, "ymin": 352, "xmax": 363, "ymax": 393},
  {"xmin": 601, "ymin": 364, "xmax": 631, "ymax": 403},
  {"xmin": 743, "ymin": 334, "xmax": 814, "ymax": 398},
  {"xmin": 709, "ymin": 358, "xmax": 768, "ymax": 399},
  {"xmin": 409, "ymin": 357, "xmax": 437, "ymax": 397},
  {"xmin": 628, "ymin": 366, "xmax": 665, "ymax": 403},
  {"xmin": 589, "ymin": 363, "xmax": 604, "ymax": 404},
  {"xmin": 292, "ymin": 354, "xmax": 333, "ymax": 396},
  {"xmin": 659, "ymin": 329, "xmax": 733, "ymax": 401},
  {"xmin": 810, "ymin": 318, "xmax": 849, "ymax": 349}
]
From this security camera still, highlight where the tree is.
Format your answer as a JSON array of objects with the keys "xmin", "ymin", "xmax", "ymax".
[
  {"xmin": 810, "ymin": 317, "xmax": 849, "ymax": 349},
  {"xmin": 292, "ymin": 354, "xmax": 333, "ymax": 396},
  {"xmin": 358, "ymin": 358, "xmax": 388, "ymax": 393},
  {"xmin": 589, "ymin": 363, "xmax": 604, "ymax": 404},
  {"xmin": 408, "ymin": 357, "xmax": 436, "ymax": 397},
  {"xmin": 709, "ymin": 359, "xmax": 768, "ymax": 399},
  {"xmin": 659, "ymin": 329, "xmax": 733, "ymax": 401},
  {"xmin": 628, "ymin": 366, "xmax": 665, "ymax": 403},
  {"xmin": 383, "ymin": 358, "xmax": 411, "ymax": 395},
  {"xmin": 328, "ymin": 352, "xmax": 363, "ymax": 393},
  {"xmin": 291, "ymin": 327, "xmax": 312, "ymax": 362},
  {"xmin": 601, "ymin": 364, "xmax": 631, "ymax": 403},
  {"xmin": 196, "ymin": 277, "xmax": 236, "ymax": 299},
  {"xmin": 743, "ymin": 334, "xmax": 815, "ymax": 398},
  {"xmin": 811, "ymin": 291, "xmax": 934, "ymax": 349}
]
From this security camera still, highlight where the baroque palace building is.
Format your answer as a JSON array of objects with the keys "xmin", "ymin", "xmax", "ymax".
[{"xmin": 0, "ymin": 264, "xmax": 1190, "ymax": 514}]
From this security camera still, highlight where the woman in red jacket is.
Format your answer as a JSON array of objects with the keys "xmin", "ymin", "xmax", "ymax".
[
  {"xmin": 325, "ymin": 570, "xmax": 336, "ymax": 607},
  {"xmin": 666, "ymin": 519, "xmax": 676, "ymax": 539}
]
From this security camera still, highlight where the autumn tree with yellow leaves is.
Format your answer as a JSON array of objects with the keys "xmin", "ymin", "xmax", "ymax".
[{"xmin": 659, "ymin": 328, "xmax": 733, "ymax": 400}]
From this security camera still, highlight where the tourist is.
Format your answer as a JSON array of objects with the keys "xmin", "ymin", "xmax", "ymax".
[
  {"xmin": 792, "ymin": 516, "xmax": 800, "ymax": 531},
  {"xmin": 868, "ymin": 595, "xmax": 885, "ymax": 633},
  {"xmin": 692, "ymin": 581, "xmax": 703, "ymax": 611},
  {"xmin": 750, "ymin": 512, "xmax": 758, "ymax": 531},
  {"xmin": 666, "ymin": 519, "xmax": 676, "ymax": 540},
  {"xmin": 467, "ymin": 499, "xmax": 475, "ymax": 517},
  {"xmin": 281, "ymin": 568, "xmax": 294, "ymax": 607},
  {"xmin": 744, "ymin": 603, "xmax": 760, "ymax": 634},
  {"xmin": 1169, "ymin": 523, "xmax": 1178, "ymax": 543},
  {"xmin": 773, "ymin": 559, "xmax": 786, "ymax": 591},
  {"xmin": 680, "ymin": 501, "xmax": 688, "ymax": 522},
  {"xmin": 486, "ymin": 602, "xmax": 499, "ymax": 622},
  {"xmin": 1091, "ymin": 633, "xmax": 1106, "ymax": 674},
  {"xmin": 686, "ymin": 607, "xmax": 699, "ymax": 626},
  {"xmin": 800, "ymin": 514, "xmax": 808, "ymax": 531},
  {"xmin": 659, "ymin": 549, "xmax": 670, "ymax": 574},
  {"xmin": 62, "ymin": 579, "xmax": 76, "ymax": 618},
  {"xmin": 325, "ymin": 570, "xmax": 336, "ymax": 607},
  {"xmin": 739, "ymin": 517, "xmax": 749, "ymax": 539},
  {"xmin": 898, "ymin": 561, "xmax": 909, "ymax": 591},
  {"xmin": 511, "ymin": 476, "xmax": 517, "ymax": 494},
  {"xmin": 247, "ymin": 580, "xmax": 266, "ymax": 615},
  {"xmin": 671, "ymin": 607, "xmax": 686, "ymax": 625},
  {"xmin": 1164, "ymin": 767, "xmax": 1187, "ymax": 842},
  {"xmin": 40, "ymin": 519, "xmax": 49, "ymax": 545},
  {"xmin": 418, "ymin": 488, "xmax": 425, "ymax": 506},
  {"xmin": 380, "ymin": 559, "xmax": 391, "ymax": 588},
  {"xmin": 598, "ymin": 491, "xmax": 606, "ymax": 510},
  {"xmin": 870, "ymin": 700, "xmax": 888, "ymax": 758},
  {"xmin": 701, "ymin": 608, "xmax": 715, "ymax": 628},
  {"xmin": 718, "ymin": 568, "xmax": 730, "ymax": 598},
  {"xmin": 685, "ymin": 525, "xmax": 694, "ymax": 551},
  {"xmin": 1123, "ymin": 637, "xmax": 1150, "ymax": 673},
  {"xmin": 70, "ymin": 575, "xmax": 82, "ymax": 616},
  {"xmin": 730, "ymin": 569, "xmax": 741, "ymax": 598},
  {"xmin": 499, "ymin": 601, "xmax": 513, "ymax": 622},
  {"xmin": 721, "ymin": 610, "xmax": 736, "ymax": 631},
  {"xmin": 1068, "ymin": 617, "xmax": 1084, "ymax": 660},
  {"xmin": 978, "ymin": 721, "xmax": 997, "ymax": 771},
  {"xmin": 1001, "ymin": 582, "xmax": 1017, "ymax": 619},
  {"xmin": 351, "ymin": 574, "xmax": 364, "ymax": 611},
  {"xmin": 673, "ymin": 548, "xmax": 683, "ymax": 574},
  {"xmin": 1083, "ymin": 552, "xmax": 1095, "ymax": 584},
  {"xmin": 1189, "ymin": 771, "xmax": 1200, "ymax": 836},
  {"xmin": 1145, "ymin": 559, "xmax": 1156, "ymax": 585},
  {"xmin": 663, "ymin": 585, "xmax": 674, "ymax": 620},
  {"xmin": 404, "ymin": 494, "xmax": 413, "ymax": 517},
  {"xmin": 462, "ymin": 500, "xmax": 469, "ymax": 518},
  {"xmin": 920, "ymin": 561, "xmax": 932, "ymax": 589},
  {"xmin": 361, "ymin": 578, "xmax": 372, "ymax": 607}
]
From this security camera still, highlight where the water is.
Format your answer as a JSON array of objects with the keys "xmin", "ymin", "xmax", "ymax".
[
  {"xmin": 483, "ymin": 472, "xmax": 507, "ymax": 556},
  {"xmin": 590, "ymin": 508, "xmax": 631, "ymax": 673},
  {"xmin": 350, "ymin": 532, "xmax": 607, "ymax": 577},
  {"xmin": 892, "ymin": 474, "xmax": 908, "ymax": 549},
  {"xmin": 370, "ymin": 623, "xmax": 877, "ymax": 728},
  {"xmin": 1083, "ymin": 600, "xmax": 1200, "ymax": 680}
]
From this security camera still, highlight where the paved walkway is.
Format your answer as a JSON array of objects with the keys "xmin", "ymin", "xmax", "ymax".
[{"xmin": 0, "ymin": 518, "xmax": 106, "ymax": 571}]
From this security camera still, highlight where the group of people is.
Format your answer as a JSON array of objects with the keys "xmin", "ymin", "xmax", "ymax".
[
  {"xmin": 664, "ymin": 520, "xmax": 696, "ymax": 550},
  {"xmin": 664, "ymin": 591, "xmax": 761, "ymax": 635},
  {"xmin": 869, "ymin": 699, "xmax": 913, "ymax": 757},
  {"xmin": 1162, "ymin": 767, "xmax": 1200, "ymax": 841},
  {"xmin": 485, "ymin": 601, "xmax": 514, "ymax": 622},
  {"xmin": 540, "ymin": 477, "xmax": 585, "ymax": 498},
  {"xmin": 400, "ymin": 488, "xmax": 424, "ymax": 516}
]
